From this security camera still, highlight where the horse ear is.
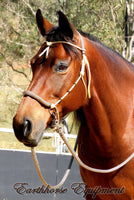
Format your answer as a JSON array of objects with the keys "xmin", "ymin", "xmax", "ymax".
[
  {"xmin": 36, "ymin": 9, "xmax": 53, "ymax": 36},
  {"xmin": 57, "ymin": 11, "xmax": 76, "ymax": 40}
]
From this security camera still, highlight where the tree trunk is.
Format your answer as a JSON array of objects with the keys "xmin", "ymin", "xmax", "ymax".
[{"xmin": 124, "ymin": 0, "xmax": 134, "ymax": 62}]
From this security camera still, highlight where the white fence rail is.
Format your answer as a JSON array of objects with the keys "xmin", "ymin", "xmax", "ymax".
[{"xmin": 0, "ymin": 128, "xmax": 77, "ymax": 154}]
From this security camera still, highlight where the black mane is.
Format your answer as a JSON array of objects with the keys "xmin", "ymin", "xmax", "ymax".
[
  {"xmin": 46, "ymin": 27, "xmax": 103, "ymax": 56},
  {"xmin": 79, "ymin": 30, "xmax": 133, "ymax": 66},
  {"xmin": 46, "ymin": 27, "xmax": 78, "ymax": 55},
  {"xmin": 46, "ymin": 27, "xmax": 133, "ymax": 67},
  {"xmin": 78, "ymin": 30, "xmax": 102, "ymax": 44}
]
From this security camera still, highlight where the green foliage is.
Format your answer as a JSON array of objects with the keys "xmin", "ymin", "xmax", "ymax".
[
  {"xmin": 0, "ymin": 0, "xmax": 126, "ymax": 63},
  {"xmin": 63, "ymin": 0, "xmax": 126, "ymax": 52},
  {"xmin": 0, "ymin": 0, "xmax": 127, "ymax": 129}
]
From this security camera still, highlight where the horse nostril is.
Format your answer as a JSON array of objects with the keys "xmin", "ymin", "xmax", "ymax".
[{"xmin": 23, "ymin": 118, "xmax": 32, "ymax": 138}]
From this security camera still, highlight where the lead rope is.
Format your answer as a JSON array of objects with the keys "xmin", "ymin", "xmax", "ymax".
[
  {"xmin": 31, "ymin": 147, "xmax": 71, "ymax": 189},
  {"xmin": 31, "ymin": 119, "xmax": 79, "ymax": 189},
  {"xmin": 31, "ymin": 121, "xmax": 134, "ymax": 190},
  {"xmin": 31, "ymin": 106, "xmax": 77, "ymax": 189},
  {"xmin": 56, "ymin": 126, "xmax": 134, "ymax": 173}
]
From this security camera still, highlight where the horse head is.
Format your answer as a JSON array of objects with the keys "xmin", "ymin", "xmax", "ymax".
[{"xmin": 13, "ymin": 9, "xmax": 89, "ymax": 147}]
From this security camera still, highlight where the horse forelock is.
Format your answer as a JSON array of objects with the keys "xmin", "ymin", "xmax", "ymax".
[{"xmin": 45, "ymin": 27, "xmax": 79, "ymax": 55}]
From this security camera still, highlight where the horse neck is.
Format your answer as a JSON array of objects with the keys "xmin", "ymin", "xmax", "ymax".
[{"xmin": 79, "ymin": 39, "xmax": 134, "ymax": 163}]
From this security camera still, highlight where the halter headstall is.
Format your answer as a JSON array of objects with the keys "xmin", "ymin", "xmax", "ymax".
[{"xmin": 24, "ymin": 33, "xmax": 91, "ymax": 111}]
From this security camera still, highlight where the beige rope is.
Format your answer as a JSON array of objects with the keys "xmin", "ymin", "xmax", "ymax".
[
  {"xmin": 31, "ymin": 125, "xmax": 134, "ymax": 190},
  {"xmin": 31, "ymin": 147, "xmax": 70, "ymax": 189},
  {"xmin": 57, "ymin": 127, "xmax": 134, "ymax": 173}
]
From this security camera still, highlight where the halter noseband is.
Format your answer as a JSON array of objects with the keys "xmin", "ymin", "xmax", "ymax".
[{"xmin": 23, "ymin": 33, "xmax": 91, "ymax": 110}]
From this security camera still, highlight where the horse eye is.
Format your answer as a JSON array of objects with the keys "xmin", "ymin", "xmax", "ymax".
[{"xmin": 54, "ymin": 63, "xmax": 68, "ymax": 72}]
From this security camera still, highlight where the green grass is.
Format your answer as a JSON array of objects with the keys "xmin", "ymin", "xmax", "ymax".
[
  {"xmin": 0, "ymin": 131, "xmax": 76, "ymax": 152},
  {"xmin": 0, "ymin": 131, "xmax": 55, "ymax": 152}
]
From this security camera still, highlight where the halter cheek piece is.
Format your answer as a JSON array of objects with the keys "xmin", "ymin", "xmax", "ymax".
[
  {"xmin": 23, "ymin": 33, "xmax": 134, "ymax": 189},
  {"xmin": 23, "ymin": 33, "xmax": 91, "ymax": 110}
]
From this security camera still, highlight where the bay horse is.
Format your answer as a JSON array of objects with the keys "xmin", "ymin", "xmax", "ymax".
[{"xmin": 13, "ymin": 9, "xmax": 134, "ymax": 199}]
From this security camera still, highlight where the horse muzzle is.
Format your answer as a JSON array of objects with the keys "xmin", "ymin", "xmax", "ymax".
[{"xmin": 13, "ymin": 115, "xmax": 45, "ymax": 147}]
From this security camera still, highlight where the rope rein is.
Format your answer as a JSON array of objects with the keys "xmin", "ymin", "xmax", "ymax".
[
  {"xmin": 31, "ymin": 122, "xmax": 134, "ymax": 189},
  {"xmin": 55, "ymin": 126, "xmax": 134, "ymax": 173},
  {"xmin": 31, "ymin": 125, "xmax": 79, "ymax": 189},
  {"xmin": 23, "ymin": 33, "xmax": 134, "ymax": 189},
  {"xmin": 31, "ymin": 148, "xmax": 71, "ymax": 189}
]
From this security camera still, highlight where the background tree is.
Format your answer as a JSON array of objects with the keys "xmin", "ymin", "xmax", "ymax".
[{"xmin": 123, "ymin": 0, "xmax": 134, "ymax": 61}]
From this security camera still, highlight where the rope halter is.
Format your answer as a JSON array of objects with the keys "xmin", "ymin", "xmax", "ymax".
[
  {"xmin": 24, "ymin": 33, "xmax": 91, "ymax": 109},
  {"xmin": 23, "ymin": 33, "xmax": 134, "ymax": 189}
]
